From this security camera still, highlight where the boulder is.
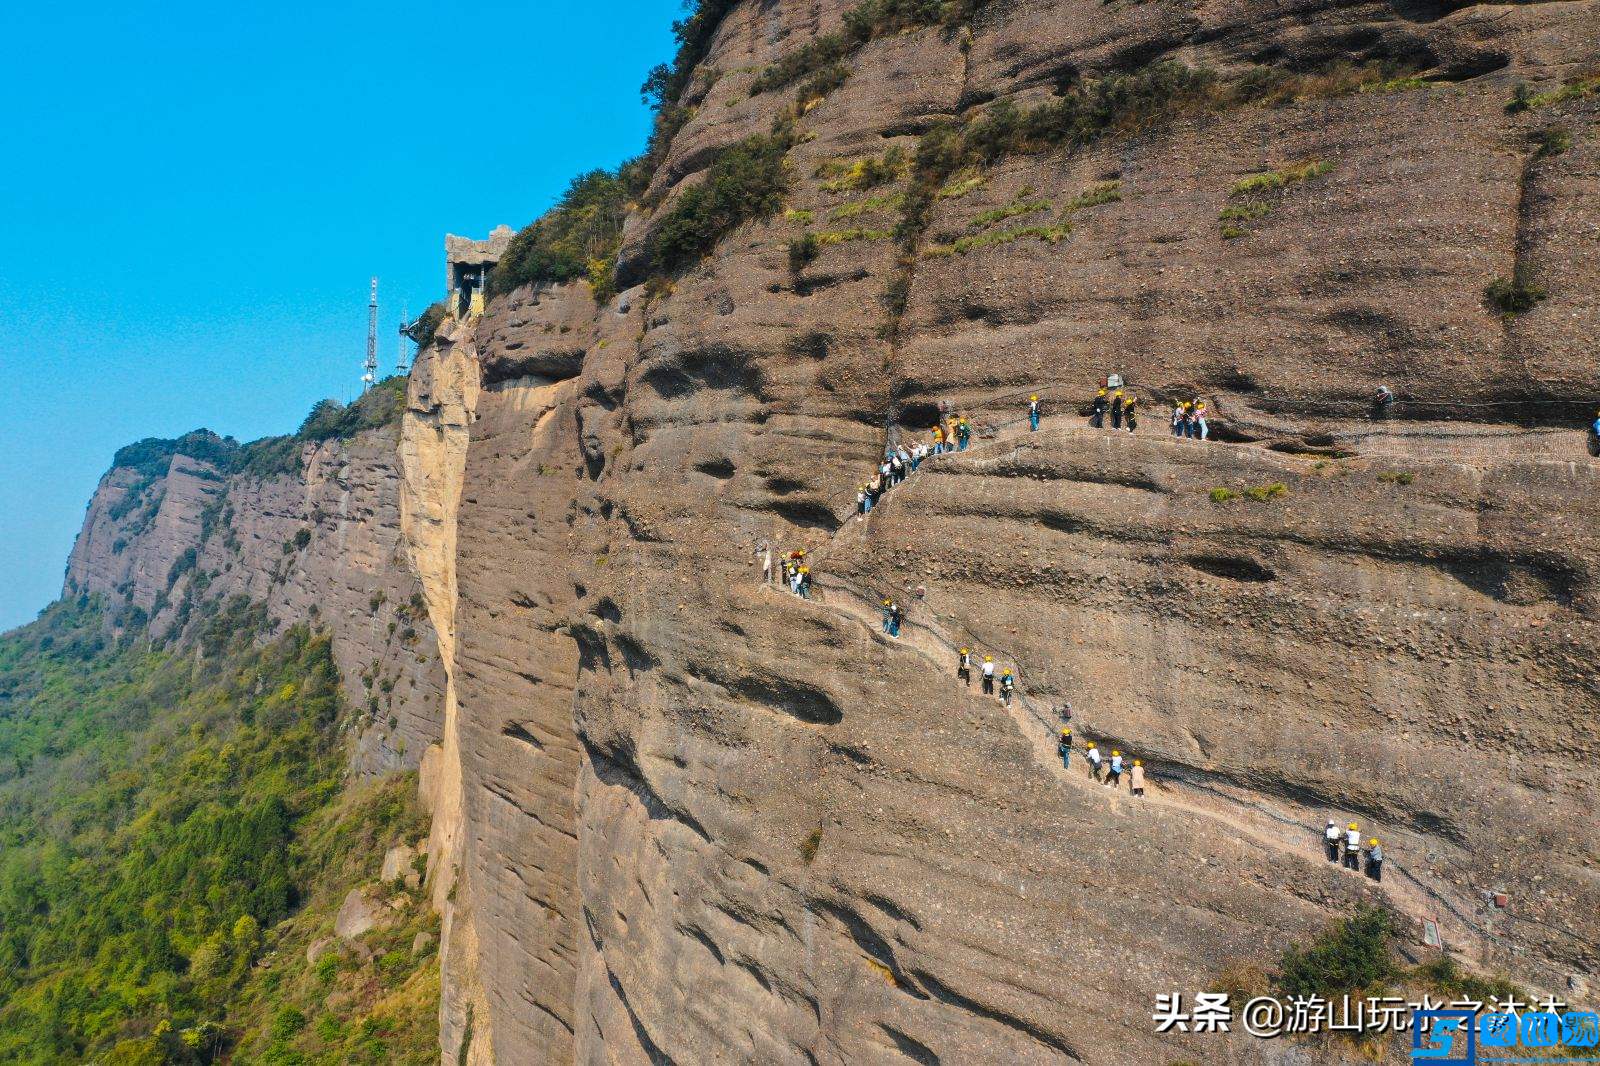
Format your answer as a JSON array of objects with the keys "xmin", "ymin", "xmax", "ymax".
[
  {"xmin": 381, "ymin": 843, "xmax": 415, "ymax": 884},
  {"xmin": 334, "ymin": 888, "xmax": 381, "ymax": 940},
  {"xmin": 305, "ymin": 936, "xmax": 336, "ymax": 965}
]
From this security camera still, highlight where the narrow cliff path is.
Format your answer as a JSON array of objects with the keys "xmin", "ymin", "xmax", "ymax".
[
  {"xmin": 774, "ymin": 573, "xmax": 1496, "ymax": 969},
  {"xmin": 823, "ymin": 399, "xmax": 1594, "ymax": 519},
  {"xmin": 926, "ymin": 383, "xmax": 1594, "ymax": 466},
  {"xmin": 769, "ymin": 423, "xmax": 1529, "ymax": 971}
]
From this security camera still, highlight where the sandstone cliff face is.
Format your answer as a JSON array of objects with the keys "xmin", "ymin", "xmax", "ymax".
[
  {"xmin": 428, "ymin": 0, "xmax": 1599, "ymax": 1063},
  {"xmin": 64, "ymin": 426, "xmax": 447, "ymax": 775}
]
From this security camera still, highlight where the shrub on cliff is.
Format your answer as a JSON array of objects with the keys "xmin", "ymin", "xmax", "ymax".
[
  {"xmin": 297, "ymin": 377, "xmax": 406, "ymax": 442},
  {"xmin": 233, "ymin": 377, "xmax": 408, "ymax": 480},
  {"xmin": 1277, "ymin": 905, "xmax": 1398, "ymax": 997},
  {"xmin": 652, "ymin": 129, "xmax": 794, "ymax": 272},
  {"xmin": 751, "ymin": 0, "xmax": 980, "ymax": 95},
  {"xmin": 1484, "ymin": 267, "xmax": 1546, "ymax": 317},
  {"xmin": 113, "ymin": 429, "xmax": 239, "ymax": 478},
  {"xmin": 637, "ymin": 0, "xmax": 741, "ymax": 185},
  {"xmin": 408, "ymin": 300, "xmax": 447, "ymax": 350},
  {"xmin": 488, "ymin": 170, "xmax": 628, "ymax": 300}
]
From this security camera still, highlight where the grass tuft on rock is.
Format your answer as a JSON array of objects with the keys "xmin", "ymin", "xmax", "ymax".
[{"xmin": 1484, "ymin": 268, "xmax": 1547, "ymax": 318}]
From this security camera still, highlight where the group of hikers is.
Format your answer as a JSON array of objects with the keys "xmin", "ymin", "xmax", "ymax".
[
  {"xmin": 773, "ymin": 548, "xmax": 812, "ymax": 598},
  {"xmin": 955, "ymin": 647, "xmax": 1018, "ymax": 705},
  {"xmin": 852, "ymin": 378, "xmax": 1232, "ymax": 517},
  {"xmin": 1086, "ymin": 387, "xmax": 1211, "ymax": 439},
  {"xmin": 1324, "ymin": 819, "xmax": 1384, "ymax": 882},
  {"xmin": 1056, "ymin": 723, "xmax": 1148, "ymax": 796},
  {"xmin": 857, "ymin": 410, "xmax": 973, "ymax": 516}
]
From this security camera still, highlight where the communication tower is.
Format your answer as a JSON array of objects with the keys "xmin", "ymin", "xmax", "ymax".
[
  {"xmin": 396, "ymin": 303, "xmax": 412, "ymax": 374},
  {"xmin": 363, "ymin": 277, "xmax": 379, "ymax": 391}
]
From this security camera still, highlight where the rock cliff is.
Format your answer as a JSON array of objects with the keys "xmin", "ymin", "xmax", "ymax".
[
  {"xmin": 56, "ymin": 0, "xmax": 1600, "ymax": 1061},
  {"xmin": 65, "ymin": 420, "xmax": 448, "ymax": 774},
  {"xmin": 424, "ymin": 0, "xmax": 1599, "ymax": 1062}
]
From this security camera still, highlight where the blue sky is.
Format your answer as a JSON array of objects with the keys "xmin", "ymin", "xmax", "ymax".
[{"xmin": 0, "ymin": 1, "xmax": 682, "ymax": 631}]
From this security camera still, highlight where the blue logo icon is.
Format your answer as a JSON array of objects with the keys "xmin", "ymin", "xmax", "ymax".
[{"xmin": 1414, "ymin": 1010, "xmax": 1476, "ymax": 1065}]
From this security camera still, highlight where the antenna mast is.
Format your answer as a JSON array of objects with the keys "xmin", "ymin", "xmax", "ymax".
[
  {"xmin": 396, "ymin": 303, "xmax": 412, "ymax": 374},
  {"xmin": 363, "ymin": 277, "xmax": 379, "ymax": 391}
]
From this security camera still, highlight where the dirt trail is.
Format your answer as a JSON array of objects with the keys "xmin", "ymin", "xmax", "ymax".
[{"xmin": 772, "ymin": 452, "xmax": 1514, "ymax": 971}]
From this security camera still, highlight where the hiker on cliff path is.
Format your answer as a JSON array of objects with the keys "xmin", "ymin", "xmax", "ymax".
[
  {"xmin": 1106, "ymin": 750, "xmax": 1124, "ymax": 788},
  {"xmin": 1324, "ymin": 819, "xmax": 1341, "ymax": 862},
  {"xmin": 797, "ymin": 566, "xmax": 811, "ymax": 599},
  {"xmin": 881, "ymin": 600, "xmax": 894, "ymax": 633},
  {"xmin": 999, "ymin": 668, "xmax": 1015, "ymax": 706},
  {"xmin": 933, "ymin": 424, "xmax": 946, "ymax": 453},
  {"xmin": 957, "ymin": 647, "xmax": 972, "ymax": 685},
  {"xmin": 957, "ymin": 418, "xmax": 971, "ymax": 450},
  {"xmin": 981, "ymin": 655, "xmax": 995, "ymax": 694},
  {"xmin": 1365, "ymin": 838, "xmax": 1384, "ymax": 882},
  {"xmin": 1374, "ymin": 385, "xmax": 1395, "ymax": 419},
  {"xmin": 1029, "ymin": 394, "xmax": 1041, "ymax": 432},
  {"xmin": 1343, "ymin": 822, "xmax": 1361, "ymax": 870},
  {"xmin": 1058, "ymin": 727, "xmax": 1072, "ymax": 768},
  {"xmin": 1090, "ymin": 389, "xmax": 1109, "ymax": 429},
  {"xmin": 1124, "ymin": 394, "xmax": 1139, "ymax": 433},
  {"xmin": 1111, "ymin": 390, "xmax": 1125, "ymax": 430},
  {"xmin": 1130, "ymin": 759, "xmax": 1146, "ymax": 796},
  {"xmin": 888, "ymin": 600, "xmax": 903, "ymax": 637},
  {"xmin": 1086, "ymin": 742, "xmax": 1103, "ymax": 781},
  {"xmin": 1172, "ymin": 402, "xmax": 1186, "ymax": 438},
  {"xmin": 1194, "ymin": 401, "xmax": 1210, "ymax": 441}
]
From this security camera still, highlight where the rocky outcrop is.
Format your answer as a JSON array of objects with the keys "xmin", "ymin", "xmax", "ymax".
[
  {"xmin": 64, "ymin": 423, "xmax": 448, "ymax": 775},
  {"xmin": 432, "ymin": 1, "xmax": 1600, "ymax": 1063}
]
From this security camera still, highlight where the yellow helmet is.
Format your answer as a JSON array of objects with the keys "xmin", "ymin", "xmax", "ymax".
[
  {"xmin": 1087, "ymin": 742, "xmax": 1097, "ymax": 749},
  {"xmin": 983, "ymin": 655, "xmax": 992, "ymax": 662},
  {"xmin": 1112, "ymin": 750, "xmax": 1120, "ymax": 756},
  {"xmin": 1030, "ymin": 394, "xmax": 1038, "ymax": 402},
  {"xmin": 1113, "ymin": 389, "xmax": 1123, "ymax": 397},
  {"xmin": 1002, "ymin": 668, "xmax": 1012, "ymax": 675},
  {"xmin": 1098, "ymin": 388, "xmax": 1108, "ymax": 396},
  {"xmin": 882, "ymin": 599, "xmax": 891, "ymax": 606},
  {"xmin": 1369, "ymin": 838, "xmax": 1379, "ymax": 847},
  {"xmin": 1348, "ymin": 823, "xmax": 1358, "ymax": 830},
  {"xmin": 1061, "ymin": 726, "xmax": 1071, "ymax": 735},
  {"xmin": 1133, "ymin": 759, "xmax": 1142, "ymax": 766},
  {"xmin": 959, "ymin": 646, "xmax": 968, "ymax": 654}
]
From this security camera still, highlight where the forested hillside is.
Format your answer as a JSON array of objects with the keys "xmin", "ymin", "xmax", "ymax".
[{"xmin": 0, "ymin": 596, "xmax": 438, "ymax": 1065}]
